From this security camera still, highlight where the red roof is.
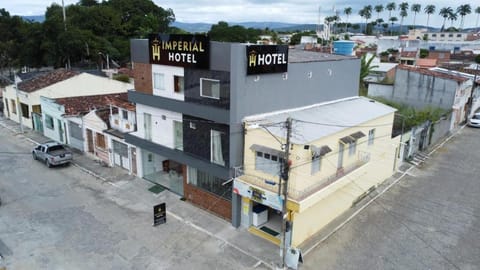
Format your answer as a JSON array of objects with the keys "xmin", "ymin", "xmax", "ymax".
[
  {"xmin": 398, "ymin": 65, "xmax": 468, "ymax": 83},
  {"xmin": 55, "ymin": 93, "xmax": 134, "ymax": 116},
  {"xmin": 18, "ymin": 69, "xmax": 79, "ymax": 93},
  {"xmin": 416, "ymin": 58, "xmax": 437, "ymax": 68}
]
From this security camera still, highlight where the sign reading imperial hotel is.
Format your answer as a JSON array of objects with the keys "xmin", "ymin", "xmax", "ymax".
[
  {"xmin": 246, "ymin": 45, "xmax": 288, "ymax": 75},
  {"xmin": 149, "ymin": 34, "xmax": 210, "ymax": 69}
]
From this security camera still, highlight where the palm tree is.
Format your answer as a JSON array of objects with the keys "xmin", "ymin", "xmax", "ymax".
[
  {"xmin": 377, "ymin": 18, "xmax": 385, "ymax": 33},
  {"xmin": 386, "ymin": 2, "xmax": 396, "ymax": 19},
  {"xmin": 359, "ymin": 5, "xmax": 372, "ymax": 34},
  {"xmin": 439, "ymin": 7, "xmax": 453, "ymax": 30},
  {"xmin": 344, "ymin": 7, "xmax": 352, "ymax": 33},
  {"xmin": 448, "ymin": 11, "xmax": 458, "ymax": 28},
  {"xmin": 411, "ymin": 4, "xmax": 421, "ymax": 30},
  {"xmin": 476, "ymin": 6, "xmax": 480, "ymax": 30},
  {"xmin": 389, "ymin": 16, "xmax": 398, "ymax": 35},
  {"xmin": 374, "ymin": 4, "xmax": 384, "ymax": 34},
  {"xmin": 398, "ymin": 2, "xmax": 409, "ymax": 34},
  {"xmin": 424, "ymin": 5, "xmax": 436, "ymax": 29},
  {"xmin": 456, "ymin": 4, "xmax": 472, "ymax": 30}
]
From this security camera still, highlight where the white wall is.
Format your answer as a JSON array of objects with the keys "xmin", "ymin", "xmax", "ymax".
[
  {"xmin": 151, "ymin": 64, "xmax": 184, "ymax": 101},
  {"xmin": 136, "ymin": 104, "xmax": 182, "ymax": 149}
]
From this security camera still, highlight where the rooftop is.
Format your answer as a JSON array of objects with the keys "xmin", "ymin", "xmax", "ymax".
[
  {"xmin": 288, "ymin": 48, "xmax": 355, "ymax": 63},
  {"xmin": 55, "ymin": 93, "xmax": 133, "ymax": 116},
  {"xmin": 398, "ymin": 65, "xmax": 469, "ymax": 83},
  {"xmin": 244, "ymin": 96, "xmax": 396, "ymax": 144},
  {"xmin": 17, "ymin": 69, "xmax": 80, "ymax": 93}
]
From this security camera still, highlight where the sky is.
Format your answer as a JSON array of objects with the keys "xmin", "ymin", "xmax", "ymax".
[{"xmin": 4, "ymin": 0, "xmax": 480, "ymax": 29}]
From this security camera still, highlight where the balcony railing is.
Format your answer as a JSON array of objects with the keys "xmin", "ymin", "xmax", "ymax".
[
  {"xmin": 238, "ymin": 151, "xmax": 371, "ymax": 202},
  {"xmin": 110, "ymin": 114, "xmax": 136, "ymax": 133}
]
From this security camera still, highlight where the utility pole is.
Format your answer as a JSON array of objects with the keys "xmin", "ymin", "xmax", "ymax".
[{"xmin": 280, "ymin": 117, "xmax": 292, "ymax": 268}]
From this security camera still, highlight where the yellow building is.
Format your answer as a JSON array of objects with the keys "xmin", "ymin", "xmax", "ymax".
[{"xmin": 233, "ymin": 96, "xmax": 400, "ymax": 249}]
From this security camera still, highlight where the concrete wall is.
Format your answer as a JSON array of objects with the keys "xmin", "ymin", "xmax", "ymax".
[
  {"xmin": 391, "ymin": 68, "xmax": 457, "ymax": 110},
  {"xmin": 40, "ymin": 97, "xmax": 65, "ymax": 143},
  {"xmin": 368, "ymin": 83, "xmax": 394, "ymax": 98}
]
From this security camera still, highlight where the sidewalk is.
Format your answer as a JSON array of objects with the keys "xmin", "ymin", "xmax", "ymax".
[{"xmin": 0, "ymin": 117, "xmax": 280, "ymax": 269}]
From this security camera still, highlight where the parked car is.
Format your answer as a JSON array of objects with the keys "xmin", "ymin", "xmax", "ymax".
[
  {"xmin": 32, "ymin": 142, "xmax": 73, "ymax": 167},
  {"xmin": 467, "ymin": 113, "xmax": 480, "ymax": 128}
]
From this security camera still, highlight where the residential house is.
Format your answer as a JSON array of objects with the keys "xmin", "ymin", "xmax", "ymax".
[
  {"xmin": 2, "ymin": 69, "xmax": 133, "ymax": 131},
  {"xmin": 399, "ymin": 48, "xmax": 418, "ymax": 65},
  {"xmin": 126, "ymin": 34, "xmax": 360, "ymax": 223},
  {"xmin": 427, "ymin": 32, "xmax": 469, "ymax": 42},
  {"xmin": 234, "ymin": 97, "xmax": 398, "ymax": 248},
  {"xmin": 40, "ymin": 93, "xmax": 138, "ymax": 174}
]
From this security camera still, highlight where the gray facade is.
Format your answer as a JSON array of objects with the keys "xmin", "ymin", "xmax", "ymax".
[
  {"xmin": 389, "ymin": 68, "xmax": 458, "ymax": 110},
  {"xmin": 128, "ymin": 38, "xmax": 361, "ymax": 224}
]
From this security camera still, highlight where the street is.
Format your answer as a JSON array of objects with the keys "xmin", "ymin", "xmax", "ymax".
[
  {"xmin": 1, "ymin": 120, "xmax": 480, "ymax": 269},
  {"xmin": 304, "ymin": 126, "xmax": 480, "ymax": 269},
  {"xmin": 0, "ymin": 125, "xmax": 274, "ymax": 270}
]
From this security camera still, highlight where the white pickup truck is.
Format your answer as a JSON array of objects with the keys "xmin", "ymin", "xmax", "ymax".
[{"xmin": 32, "ymin": 142, "xmax": 73, "ymax": 167}]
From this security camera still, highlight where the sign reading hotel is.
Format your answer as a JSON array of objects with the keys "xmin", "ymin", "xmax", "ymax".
[
  {"xmin": 149, "ymin": 34, "xmax": 209, "ymax": 69},
  {"xmin": 246, "ymin": 45, "xmax": 288, "ymax": 75}
]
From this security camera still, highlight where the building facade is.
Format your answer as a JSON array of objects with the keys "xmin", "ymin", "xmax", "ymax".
[
  {"xmin": 234, "ymin": 97, "xmax": 398, "ymax": 248},
  {"xmin": 126, "ymin": 34, "xmax": 360, "ymax": 224}
]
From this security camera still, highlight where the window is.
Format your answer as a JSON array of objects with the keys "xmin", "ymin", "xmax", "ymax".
[
  {"xmin": 69, "ymin": 121, "xmax": 83, "ymax": 140},
  {"xmin": 10, "ymin": 99, "xmax": 16, "ymax": 114},
  {"xmin": 20, "ymin": 103, "xmax": 29, "ymax": 118},
  {"xmin": 432, "ymin": 34, "xmax": 437, "ymax": 37},
  {"xmin": 153, "ymin": 72, "xmax": 165, "ymax": 90},
  {"xmin": 348, "ymin": 141, "xmax": 356, "ymax": 156},
  {"xmin": 368, "ymin": 129, "xmax": 375, "ymax": 145},
  {"xmin": 187, "ymin": 167, "xmax": 232, "ymax": 200},
  {"xmin": 174, "ymin": 76, "xmax": 184, "ymax": 93},
  {"xmin": 173, "ymin": 121, "xmax": 183, "ymax": 150},
  {"xmin": 122, "ymin": 110, "xmax": 128, "ymax": 120},
  {"xmin": 211, "ymin": 130, "xmax": 225, "ymax": 166},
  {"xmin": 311, "ymin": 156, "xmax": 321, "ymax": 175},
  {"xmin": 255, "ymin": 151, "xmax": 282, "ymax": 176},
  {"xmin": 200, "ymin": 78, "xmax": 220, "ymax": 99},
  {"xmin": 96, "ymin": 133, "xmax": 106, "ymax": 149},
  {"xmin": 45, "ymin": 114, "xmax": 54, "ymax": 129}
]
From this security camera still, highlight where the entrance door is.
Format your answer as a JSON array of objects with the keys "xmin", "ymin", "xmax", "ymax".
[
  {"xmin": 86, "ymin": 129, "xmax": 94, "ymax": 153},
  {"xmin": 112, "ymin": 140, "xmax": 129, "ymax": 170},
  {"xmin": 32, "ymin": 113, "xmax": 43, "ymax": 133}
]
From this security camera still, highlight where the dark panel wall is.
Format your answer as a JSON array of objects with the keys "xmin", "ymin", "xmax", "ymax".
[
  {"xmin": 183, "ymin": 115, "xmax": 230, "ymax": 167},
  {"xmin": 184, "ymin": 69, "xmax": 231, "ymax": 110}
]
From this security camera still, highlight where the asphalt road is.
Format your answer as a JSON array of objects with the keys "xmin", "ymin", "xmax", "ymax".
[
  {"xmin": 0, "ymin": 125, "xmax": 262, "ymax": 270},
  {"xmin": 303, "ymin": 126, "xmax": 480, "ymax": 270}
]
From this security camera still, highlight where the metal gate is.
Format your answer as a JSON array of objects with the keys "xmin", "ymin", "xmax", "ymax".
[{"xmin": 112, "ymin": 140, "xmax": 129, "ymax": 170}]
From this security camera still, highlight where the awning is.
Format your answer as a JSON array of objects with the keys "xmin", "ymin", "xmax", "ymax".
[
  {"xmin": 250, "ymin": 144, "xmax": 286, "ymax": 158},
  {"xmin": 311, "ymin": 145, "xmax": 332, "ymax": 157},
  {"xmin": 350, "ymin": 131, "xmax": 366, "ymax": 139},
  {"xmin": 340, "ymin": 131, "xmax": 366, "ymax": 144}
]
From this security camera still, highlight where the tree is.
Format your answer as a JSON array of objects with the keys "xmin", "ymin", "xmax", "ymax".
[
  {"xmin": 448, "ymin": 11, "xmax": 458, "ymax": 27},
  {"xmin": 374, "ymin": 5, "xmax": 384, "ymax": 34},
  {"xmin": 344, "ymin": 7, "xmax": 352, "ymax": 33},
  {"xmin": 359, "ymin": 54, "xmax": 379, "ymax": 96},
  {"xmin": 439, "ymin": 7, "xmax": 453, "ymax": 30},
  {"xmin": 386, "ymin": 2, "xmax": 396, "ymax": 20},
  {"xmin": 424, "ymin": 5, "xmax": 436, "ymax": 29},
  {"xmin": 411, "ymin": 4, "xmax": 421, "ymax": 30},
  {"xmin": 456, "ymin": 4, "xmax": 471, "ymax": 30},
  {"xmin": 359, "ymin": 5, "xmax": 372, "ymax": 34},
  {"xmin": 476, "ymin": 6, "xmax": 480, "ymax": 30},
  {"xmin": 398, "ymin": 2, "xmax": 409, "ymax": 34},
  {"xmin": 389, "ymin": 16, "xmax": 398, "ymax": 35}
]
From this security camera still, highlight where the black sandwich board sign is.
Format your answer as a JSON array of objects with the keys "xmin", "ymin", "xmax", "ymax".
[{"xmin": 153, "ymin": 203, "xmax": 166, "ymax": 226}]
